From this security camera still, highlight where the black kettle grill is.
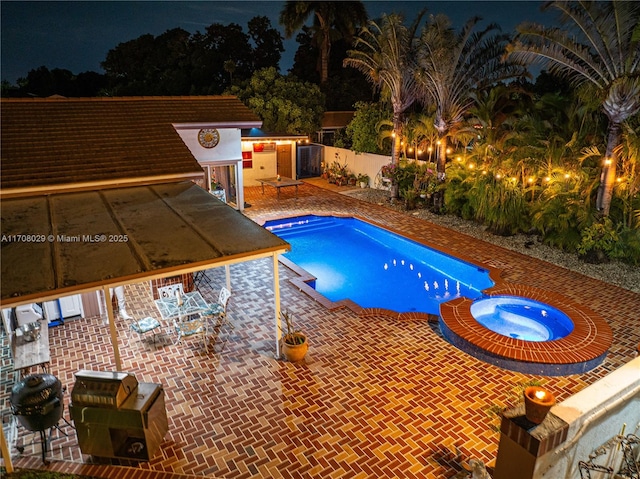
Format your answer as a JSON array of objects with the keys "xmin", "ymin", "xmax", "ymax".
[{"xmin": 10, "ymin": 373, "xmax": 64, "ymax": 463}]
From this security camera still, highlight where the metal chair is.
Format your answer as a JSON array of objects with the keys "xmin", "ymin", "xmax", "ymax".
[
  {"xmin": 173, "ymin": 313, "xmax": 207, "ymax": 349},
  {"xmin": 200, "ymin": 287, "xmax": 233, "ymax": 345},
  {"xmin": 157, "ymin": 282, "xmax": 184, "ymax": 299},
  {"xmin": 128, "ymin": 316, "xmax": 162, "ymax": 348},
  {"xmin": 202, "ymin": 287, "xmax": 232, "ymax": 328}
]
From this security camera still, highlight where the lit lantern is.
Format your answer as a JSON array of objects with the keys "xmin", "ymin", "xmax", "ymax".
[{"xmin": 523, "ymin": 386, "xmax": 556, "ymax": 424}]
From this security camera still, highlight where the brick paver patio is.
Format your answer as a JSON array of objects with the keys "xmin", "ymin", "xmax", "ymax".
[{"xmin": 2, "ymin": 181, "xmax": 639, "ymax": 478}]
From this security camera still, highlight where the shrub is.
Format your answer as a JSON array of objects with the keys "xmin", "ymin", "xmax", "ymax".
[
  {"xmin": 577, "ymin": 217, "xmax": 619, "ymax": 263},
  {"xmin": 468, "ymin": 175, "xmax": 530, "ymax": 236}
]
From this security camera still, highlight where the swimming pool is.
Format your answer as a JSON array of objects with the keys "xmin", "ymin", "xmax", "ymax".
[
  {"xmin": 264, "ymin": 215, "xmax": 494, "ymax": 315},
  {"xmin": 439, "ymin": 284, "xmax": 613, "ymax": 375},
  {"xmin": 470, "ymin": 296, "xmax": 574, "ymax": 342},
  {"xmin": 266, "ymin": 214, "xmax": 612, "ymax": 375}
]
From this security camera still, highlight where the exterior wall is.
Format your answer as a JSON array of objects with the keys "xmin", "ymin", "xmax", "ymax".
[
  {"xmin": 175, "ymin": 128, "xmax": 243, "ymax": 161},
  {"xmin": 323, "ymin": 146, "xmax": 391, "ymax": 188},
  {"xmin": 241, "ymin": 140, "xmax": 299, "ymax": 186},
  {"xmin": 532, "ymin": 356, "xmax": 640, "ymax": 478},
  {"xmin": 495, "ymin": 357, "xmax": 640, "ymax": 479}
]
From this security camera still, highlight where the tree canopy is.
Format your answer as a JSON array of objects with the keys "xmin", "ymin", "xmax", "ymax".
[
  {"xmin": 226, "ymin": 67, "xmax": 325, "ymax": 135},
  {"xmin": 280, "ymin": 1, "xmax": 367, "ymax": 84},
  {"xmin": 100, "ymin": 17, "xmax": 283, "ymax": 96},
  {"xmin": 507, "ymin": 0, "xmax": 640, "ymax": 216}
]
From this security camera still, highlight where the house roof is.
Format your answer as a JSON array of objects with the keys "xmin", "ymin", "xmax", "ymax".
[
  {"xmin": 0, "ymin": 96, "xmax": 262, "ymax": 196},
  {"xmin": 321, "ymin": 111, "xmax": 355, "ymax": 130},
  {"xmin": 0, "ymin": 181, "xmax": 289, "ymax": 306}
]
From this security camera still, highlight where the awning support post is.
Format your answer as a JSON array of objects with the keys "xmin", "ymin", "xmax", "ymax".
[
  {"xmin": 103, "ymin": 286, "xmax": 122, "ymax": 371},
  {"xmin": 0, "ymin": 420, "xmax": 13, "ymax": 472},
  {"xmin": 273, "ymin": 252, "xmax": 281, "ymax": 358}
]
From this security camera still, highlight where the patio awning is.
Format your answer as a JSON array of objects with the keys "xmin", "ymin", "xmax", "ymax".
[
  {"xmin": 1, "ymin": 181, "xmax": 290, "ymax": 306},
  {"xmin": 0, "ymin": 180, "xmax": 291, "ymax": 472}
]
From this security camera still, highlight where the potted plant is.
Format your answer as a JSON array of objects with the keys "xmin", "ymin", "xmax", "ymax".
[
  {"xmin": 357, "ymin": 174, "xmax": 369, "ymax": 188},
  {"xmin": 279, "ymin": 310, "xmax": 308, "ymax": 362}
]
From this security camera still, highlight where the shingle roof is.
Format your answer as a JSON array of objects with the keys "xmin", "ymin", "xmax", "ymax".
[
  {"xmin": 1, "ymin": 96, "xmax": 262, "ymax": 194},
  {"xmin": 321, "ymin": 111, "xmax": 355, "ymax": 129}
]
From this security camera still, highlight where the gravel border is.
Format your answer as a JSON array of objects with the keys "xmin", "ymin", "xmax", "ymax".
[{"xmin": 344, "ymin": 188, "xmax": 640, "ymax": 294}]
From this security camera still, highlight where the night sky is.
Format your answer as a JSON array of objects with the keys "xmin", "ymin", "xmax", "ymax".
[{"xmin": 1, "ymin": 1, "xmax": 555, "ymax": 84}]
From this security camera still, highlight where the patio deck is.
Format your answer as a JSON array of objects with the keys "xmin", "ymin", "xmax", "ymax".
[{"xmin": 2, "ymin": 181, "xmax": 639, "ymax": 479}]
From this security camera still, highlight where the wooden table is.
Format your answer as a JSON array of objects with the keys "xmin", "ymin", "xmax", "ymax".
[
  {"xmin": 11, "ymin": 319, "xmax": 50, "ymax": 376},
  {"xmin": 257, "ymin": 177, "xmax": 303, "ymax": 199}
]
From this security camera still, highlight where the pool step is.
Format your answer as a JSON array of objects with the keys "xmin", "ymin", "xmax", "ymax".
[{"xmin": 267, "ymin": 216, "xmax": 341, "ymax": 238}]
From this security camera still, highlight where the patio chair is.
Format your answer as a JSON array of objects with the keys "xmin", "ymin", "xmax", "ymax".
[
  {"xmin": 129, "ymin": 316, "xmax": 162, "ymax": 348},
  {"xmin": 173, "ymin": 313, "xmax": 208, "ymax": 350},
  {"xmin": 201, "ymin": 287, "xmax": 233, "ymax": 332},
  {"xmin": 157, "ymin": 282, "xmax": 184, "ymax": 299}
]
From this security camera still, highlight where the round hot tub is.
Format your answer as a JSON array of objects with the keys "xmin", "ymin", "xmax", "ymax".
[
  {"xmin": 470, "ymin": 296, "xmax": 574, "ymax": 342},
  {"xmin": 439, "ymin": 285, "xmax": 613, "ymax": 376}
]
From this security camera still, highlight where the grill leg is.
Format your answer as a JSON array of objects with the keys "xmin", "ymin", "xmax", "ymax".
[{"xmin": 40, "ymin": 429, "xmax": 48, "ymax": 464}]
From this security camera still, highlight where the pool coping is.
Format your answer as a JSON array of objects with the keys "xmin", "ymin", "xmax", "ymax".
[{"xmin": 439, "ymin": 284, "xmax": 614, "ymax": 371}]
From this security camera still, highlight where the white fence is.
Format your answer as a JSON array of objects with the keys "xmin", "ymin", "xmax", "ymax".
[{"xmin": 322, "ymin": 146, "xmax": 392, "ymax": 188}]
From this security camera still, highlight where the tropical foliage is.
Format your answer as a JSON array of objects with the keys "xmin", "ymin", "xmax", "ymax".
[
  {"xmin": 416, "ymin": 14, "xmax": 527, "ymax": 178},
  {"xmin": 344, "ymin": 11, "xmax": 426, "ymax": 163},
  {"xmin": 280, "ymin": 1, "xmax": 367, "ymax": 84},
  {"xmin": 345, "ymin": 101, "xmax": 391, "ymax": 154},
  {"xmin": 507, "ymin": 0, "xmax": 640, "ymax": 216}
]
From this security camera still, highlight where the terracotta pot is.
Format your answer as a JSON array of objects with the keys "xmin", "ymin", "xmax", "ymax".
[
  {"xmin": 523, "ymin": 386, "xmax": 555, "ymax": 424},
  {"xmin": 282, "ymin": 334, "xmax": 308, "ymax": 362}
]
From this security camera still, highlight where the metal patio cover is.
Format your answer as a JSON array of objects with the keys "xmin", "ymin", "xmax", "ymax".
[{"xmin": 1, "ymin": 181, "xmax": 290, "ymax": 307}]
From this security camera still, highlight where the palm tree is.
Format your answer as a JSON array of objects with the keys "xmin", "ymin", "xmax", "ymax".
[
  {"xmin": 506, "ymin": 0, "xmax": 640, "ymax": 216},
  {"xmin": 344, "ymin": 11, "xmax": 426, "ymax": 163},
  {"xmin": 280, "ymin": 1, "xmax": 367, "ymax": 84},
  {"xmin": 416, "ymin": 14, "xmax": 527, "ymax": 181}
]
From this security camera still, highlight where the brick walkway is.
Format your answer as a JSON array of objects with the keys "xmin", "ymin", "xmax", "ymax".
[{"xmin": 2, "ymin": 181, "xmax": 639, "ymax": 479}]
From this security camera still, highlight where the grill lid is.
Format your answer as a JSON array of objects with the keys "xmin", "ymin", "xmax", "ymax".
[
  {"xmin": 71, "ymin": 370, "xmax": 138, "ymax": 409},
  {"xmin": 10, "ymin": 373, "xmax": 62, "ymax": 417}
]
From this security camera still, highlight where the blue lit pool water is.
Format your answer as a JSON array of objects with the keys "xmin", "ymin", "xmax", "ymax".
[
  {"xmin": 264, "ymin": 215, "xmax": 494, "ymax": 315},
  {"xmin": 470, "ymin": 296, "xmax": 574, "ymax": 341}
]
